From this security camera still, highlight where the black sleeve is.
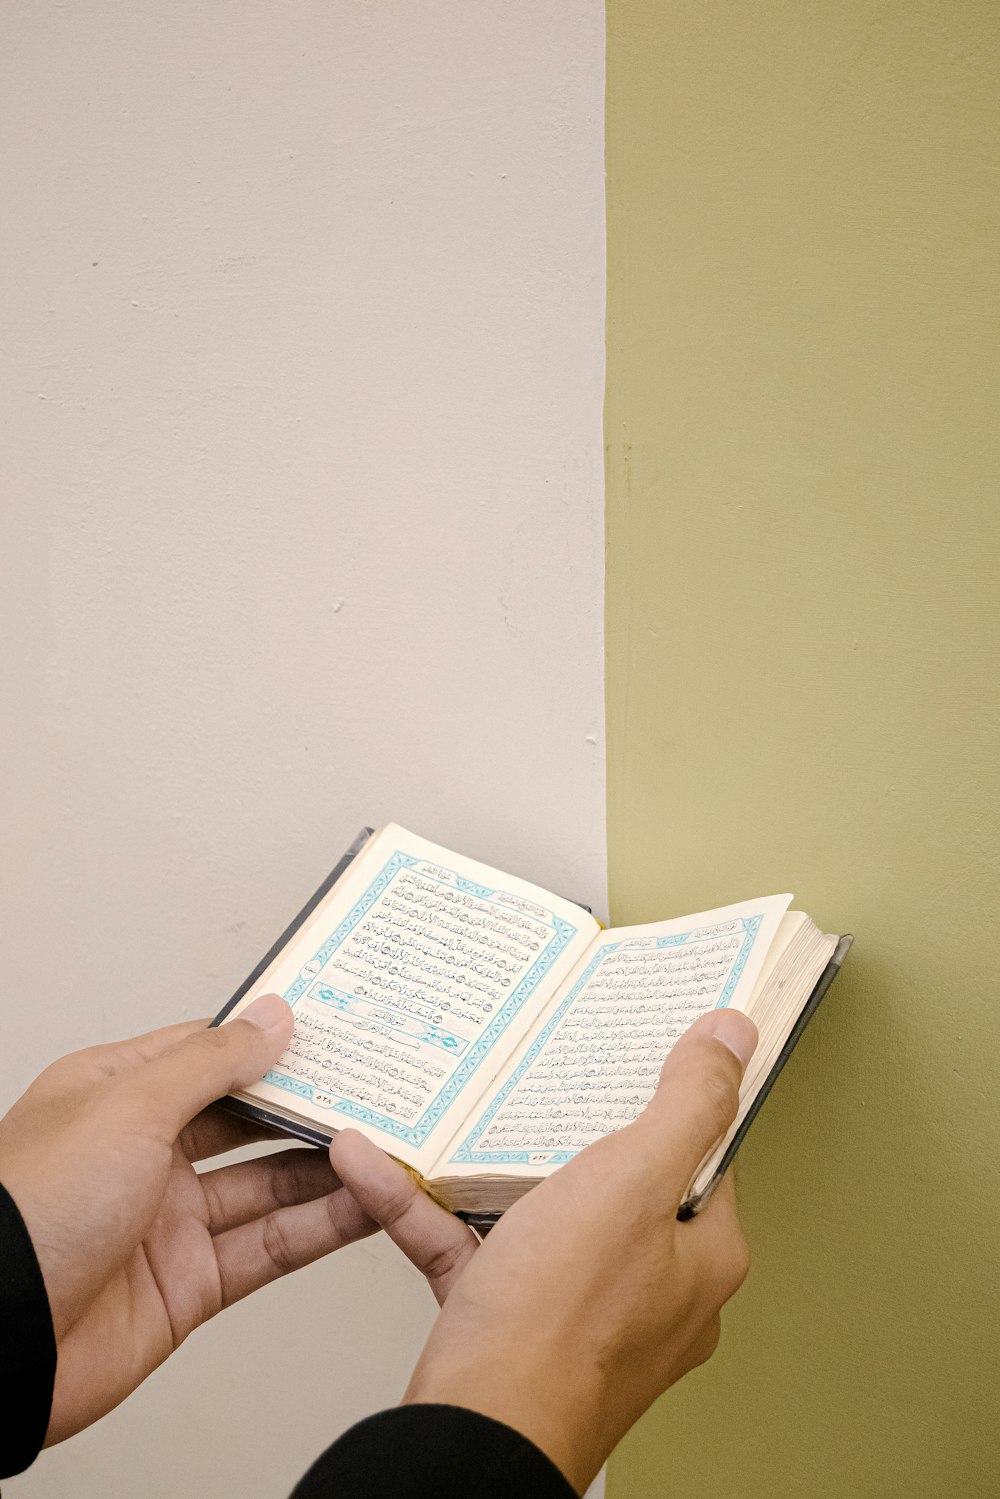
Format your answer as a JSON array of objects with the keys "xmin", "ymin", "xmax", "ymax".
[
  {"xmin": 290, "ymin": 1405, "xmax": 579, "ymax": 1499},
  {"xmin": 0, "ymin": 1182, "xmax": 57, "ymax": 1480}
]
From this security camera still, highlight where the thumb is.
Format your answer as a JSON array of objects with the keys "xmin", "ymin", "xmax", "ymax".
[
  {"xmin": 122, "ymin": 994, "xmax": 294, "ymax": 1141},
  {"xmin": 635, "ymin": 1008, "xmax": 758, "ymax": 1202}
]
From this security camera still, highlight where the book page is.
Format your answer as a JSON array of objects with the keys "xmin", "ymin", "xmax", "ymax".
[
  {"xmin": 223, "ymin": 824, "xmax": 599, "ymax": 1168},
  {"xmin": 440, "ymin": 894, "xmax": 791, "ymax": 1175}
]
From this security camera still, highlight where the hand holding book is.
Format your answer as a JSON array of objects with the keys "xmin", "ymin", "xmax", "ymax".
[
  {"xmin": 0, "ymin": 822, "xmax": 847, "ymax": 1492},
  {"xmin": 325, "ymin": 1007, "xmax": 759, "ymax": 1497},
  {"xmin": 0, "ymin": 999, "xmax": 378, "ymax": 1449},
  {"xmin": 0, "ymin": 987, "xmax": 758, "ymax": 1496}
]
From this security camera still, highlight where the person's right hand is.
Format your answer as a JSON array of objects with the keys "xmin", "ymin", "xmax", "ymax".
[
  {"xmin": 330, "ymin": 1008, "xmax": 757, "ymax": 1496},
  {"xmin": 0, "ymin": 998, "xmax": 378, "ymax": 1446}
]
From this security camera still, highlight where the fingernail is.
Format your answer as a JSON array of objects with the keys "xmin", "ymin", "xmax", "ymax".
[
  {"xmin": 706, "ymin": 1009, "xmax": 758, "ymax": 1070},
  {"xmin": 241, "ymin": 993, "xmax": 291, "ymax": 1033}
]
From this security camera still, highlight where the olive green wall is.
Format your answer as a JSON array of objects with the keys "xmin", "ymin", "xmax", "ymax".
[{"xmin": 605, "ymin": 4, "xmax": 999, "ymax": 1496}]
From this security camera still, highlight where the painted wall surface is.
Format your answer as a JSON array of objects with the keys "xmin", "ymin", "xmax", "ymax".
[
  {"xmin": 1, "ymin": 4, "xmax": 606, "ymax": 1495},
  {"xmin": 605, "ymin": 3, "xmax": 998, "ymax": 1496}
]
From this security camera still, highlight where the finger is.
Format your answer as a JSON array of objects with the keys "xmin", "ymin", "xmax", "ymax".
[
  {"xmin": 181, "ymin": 1103, "xmax": 284, "ymax": 1163},
  {"xmin": 200, "ymin": 1148, "xmax": 343, "ymax": 1234},
  {"xmin": 120, "ymin": 995, "xmax": 294, "ymax": 1141},
  {"xmin": 683, "ymin": 1312, "xmax": 723, "ymax": 1374},
  {"xmin": 635, "ymin": 1009, "xmax": 758, "ymax": 1201},
  {"xmin": 693, "ymin": 1164, "xmax": 739, "ymax": 1220},
  {"xmin": 214, "ymin": 1187, "xmax": 377, "ymax": 1306},
  {"xmin": 330, "ymin": 1129, "xmax": 478, "ymax": 1306},
  {"xmin": 678, "ymin": 1173, "xmax": 751, "ymax": 1303}
]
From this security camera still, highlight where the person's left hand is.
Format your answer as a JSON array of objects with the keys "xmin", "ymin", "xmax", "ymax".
[{"xmin": 0, "ymin": 994, "xmax": 376, "ymax": 1444}]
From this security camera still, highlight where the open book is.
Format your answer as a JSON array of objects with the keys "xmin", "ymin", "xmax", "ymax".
[{"xmin": 214, "ymin": 825, "xmax": 850, "ymax": 1218}]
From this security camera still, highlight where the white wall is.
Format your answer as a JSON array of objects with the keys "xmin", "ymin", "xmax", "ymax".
[{"xmin": 0, "ymin": 4, "xmax": 606, "ymax": 1495}]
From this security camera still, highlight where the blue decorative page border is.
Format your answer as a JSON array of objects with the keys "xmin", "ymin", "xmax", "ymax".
[
  {"xmin": 261, "ymin": 850, "xmax": 578, "ymax": 1148},
  {"xmin": 449, "ymin": 914, "xmax": 762, "ymax": 1166}
]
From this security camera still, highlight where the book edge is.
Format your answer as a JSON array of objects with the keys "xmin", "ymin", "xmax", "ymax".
[
  {"xmin": 676, "ymin": 933, "xmax": 854, "ymax": 1220},
  {"xmin": 210, "ymin": 826, "xmax": 377, "ymax": 1032}
]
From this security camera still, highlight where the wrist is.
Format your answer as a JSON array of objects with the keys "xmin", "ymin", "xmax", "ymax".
[{"xmin": 403, "ymin": 1351, "xmax": 610, "ymax": 1495}]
